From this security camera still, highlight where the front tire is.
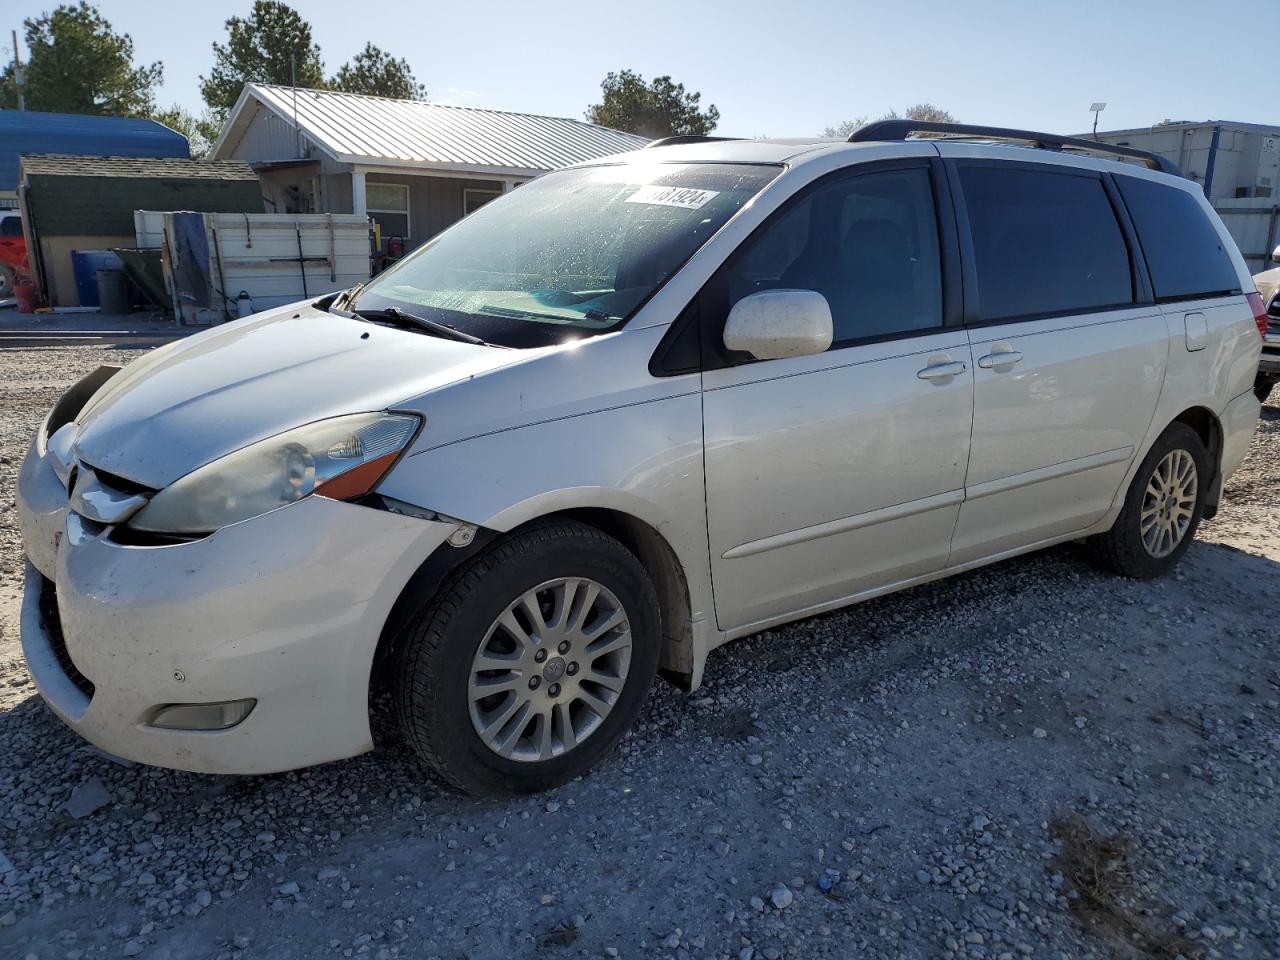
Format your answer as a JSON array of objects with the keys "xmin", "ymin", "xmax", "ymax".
[
  {"xmin": 1084, "ymin": 422, "xmax": 1209, "ymax": 579},
  {"xmin": 394, "ymin": 520, "xmax": 660, "ymax": 795}
]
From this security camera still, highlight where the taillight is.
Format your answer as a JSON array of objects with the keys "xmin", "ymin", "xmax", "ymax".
[{"xmin": 1248, "ymin": 292, "xmax": 1267, "ymax": 338}]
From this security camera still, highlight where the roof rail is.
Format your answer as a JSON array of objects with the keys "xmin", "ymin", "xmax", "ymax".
[
  {"xmin": 847, "ymin": 120, "xmax": 1183, "ymax": 177},
  {"xmin": 644, "ymin": 135, "xmax": 739, "ymax": 149}
]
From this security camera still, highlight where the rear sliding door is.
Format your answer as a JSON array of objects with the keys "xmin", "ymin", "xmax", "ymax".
[{"xmin": 946, "ymin": 159, "xmax": 1168, "ymax": 565}]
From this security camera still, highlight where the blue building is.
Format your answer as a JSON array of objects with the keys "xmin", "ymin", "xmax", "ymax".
[{"xmin": 0, "ymin": 109, "xmax": 189, "ymax": 208}]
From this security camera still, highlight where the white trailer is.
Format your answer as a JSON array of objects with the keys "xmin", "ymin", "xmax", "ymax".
[{"xmin": 134, "ymin": 211, "xmax": 371, "ymax": 324}]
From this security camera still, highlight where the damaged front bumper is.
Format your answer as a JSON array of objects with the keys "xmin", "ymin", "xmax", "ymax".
[{"xmin": 16, "ymin": 386, "xmax": 458, "ymax": 775}]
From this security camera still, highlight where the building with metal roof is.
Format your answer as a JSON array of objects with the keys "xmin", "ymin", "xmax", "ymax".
[
  {"xmin": 209, "ymin": 83, "xmax": 648, "ymax": 254},
  {"xmin": 0, "ymin": 109, "xmax": 189, "ymax": 205}
]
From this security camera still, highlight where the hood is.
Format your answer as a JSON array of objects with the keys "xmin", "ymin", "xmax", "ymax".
[{"xmin": 73, "ymin": 304, "xmax": 522, "ymax": 487}]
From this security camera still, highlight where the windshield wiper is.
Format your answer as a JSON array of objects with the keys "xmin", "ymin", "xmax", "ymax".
[
  {"xmin": 357, "ymin": 306, "xmax": 489, "ymax": 346},
  {"xmin": 479, "ymin": 304, "xmax": 621, "ymax": 325}
]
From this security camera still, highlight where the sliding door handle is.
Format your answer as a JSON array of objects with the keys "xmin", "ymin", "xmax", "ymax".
[{"xmin": 977, "ymin": 350, "xmax": 1023, "ymax": 370}]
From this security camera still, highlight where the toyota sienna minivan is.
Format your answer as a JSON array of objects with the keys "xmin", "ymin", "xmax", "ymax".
[{"xmin": 17, "ymin": 122, "xmax": 1265, "ymax": 795}]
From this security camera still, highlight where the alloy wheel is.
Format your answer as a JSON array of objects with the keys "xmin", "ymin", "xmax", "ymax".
[
  {"xmin": 1139, "ymin": 448, "xmax": 1197, "ymax": 558},
  {"xmin": 467, "ymin": 577, "xmax": 632, "ymax": 762}
]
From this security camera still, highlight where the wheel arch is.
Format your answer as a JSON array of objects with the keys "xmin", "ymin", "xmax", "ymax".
[
  {"xmin": 1169, "ymin": 405, "xmax": 1224, "ymax": 518},
  {"xmin": 370, "ymin": 506, "xmax": 699, "ymax": 706}
]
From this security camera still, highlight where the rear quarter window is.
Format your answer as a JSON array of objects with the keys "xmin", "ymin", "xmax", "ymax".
[{"xmin": 1114, "ymin": 176, "xmax": 1240, "ymax": 301}]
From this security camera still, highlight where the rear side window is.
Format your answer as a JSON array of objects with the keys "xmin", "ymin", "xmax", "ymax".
[
  {"xmin": 1114, "ymin": 176, "xmax": 1240, "ymax": 301},
  {"xmin": 958, "ymin": 165, "xmax": 1134, "ymax": 321}
]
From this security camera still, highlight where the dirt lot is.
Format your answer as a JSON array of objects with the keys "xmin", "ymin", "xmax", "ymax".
[{"xmin": 1, "ymin": 345, "xmax": 1278, "ymax": 960}]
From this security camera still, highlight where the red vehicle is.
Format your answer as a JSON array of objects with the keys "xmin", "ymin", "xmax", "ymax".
[{"xmin": 0, "ymin": 210, "xmax": 29, "ymax": 298}]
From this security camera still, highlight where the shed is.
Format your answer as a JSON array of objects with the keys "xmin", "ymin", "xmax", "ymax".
[
  {"xmin": 18, "ymin": 154, "xmax": 264, "ymax": 307},
  {"xmin": 209, "ymin": 84, "xmax": 647, "ymax": 254},
  {"xmin": 0, "ymin": 108, "xmax": 188, "ymax": 207}
]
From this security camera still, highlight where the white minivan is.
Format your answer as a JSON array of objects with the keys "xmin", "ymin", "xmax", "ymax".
[{"xmin": 17, "ymin": 122, "xmax": 1265, "ymax": 795}]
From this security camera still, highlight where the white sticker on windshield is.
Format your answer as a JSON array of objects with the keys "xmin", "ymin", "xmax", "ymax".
[{"xmin": 626, "ymin": 184, "xmax": 720, "ymax": 209}]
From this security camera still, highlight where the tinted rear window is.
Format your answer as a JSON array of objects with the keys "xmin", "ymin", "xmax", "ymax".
[
  {"xmin": 959, "ymin": 165, "xmax": 1134, "ymax": 322},
  {"xmin": 1114, "ymin": 176, "xmax": 1240, "ymax": 301}
]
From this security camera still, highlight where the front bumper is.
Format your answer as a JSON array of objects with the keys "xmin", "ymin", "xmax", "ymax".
[
  {"xmin": 17, "ymin": 430, "xmax": 457, "ymax": 775},
  {"xmin": 1260, "ymin": 344, "xmax": 1280, "ymax": 375}
]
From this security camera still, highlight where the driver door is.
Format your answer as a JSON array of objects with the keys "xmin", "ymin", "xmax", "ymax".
[{"xmin": 700, "ymin": 160, "xmax": 973, "ymax": 632}]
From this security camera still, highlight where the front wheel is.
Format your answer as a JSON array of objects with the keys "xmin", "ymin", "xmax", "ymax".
[
  {"xmin": 394, "ymin": 520, "xmax": 660, "ymax": 795},
  {"xmin": 1084, "ymin": 422, "xmax": 1209, "ymax": 579}
]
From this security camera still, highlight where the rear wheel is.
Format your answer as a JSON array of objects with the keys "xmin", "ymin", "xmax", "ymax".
[
  {"xmin": 1084, "ymin": 422, "xmax": 1209, "ymax": 579},
  {"xmin": 0, "ymin": 263, "xmax": 14, "ymax": 298},
  {"xmin": 394, "ymin": 520, "xmax": 660, "ymax": 795}
]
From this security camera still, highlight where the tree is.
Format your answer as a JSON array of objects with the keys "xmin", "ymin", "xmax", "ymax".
[
  {"xmin": 822, "ymin": 104, "xmax": 957, "ymax": 139},
  {"xmin": 822, "ymin": 117, "xmax": 868, "ymax": 139},
  {"xmin": 330, "ymin": 43, "xmax": 425, "ymax": 100},
  {"xmin": 0, "ymin": 2, "xmax": 162, "ymax": 116},
  {"xmin": 586, "ymin": 70, "xmax": 718, "ymax": 139},
  {"xmin": 200, "ymin": 1, "xmax": 324, "ymax": 121},
  {"xmin": 153, "ymin": 104, "xmax": 221, "ymax": 158},
  {"xmin": 882, "ymin": 103, "xmax": 957, "ymax": 124}
]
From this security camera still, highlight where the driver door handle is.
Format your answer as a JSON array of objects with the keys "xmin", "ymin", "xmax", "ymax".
[{"xmin": 917, "ymin": 360, "xmax": 967, "ymax": 380}]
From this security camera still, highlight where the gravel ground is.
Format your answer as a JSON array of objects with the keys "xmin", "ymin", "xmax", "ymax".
[{"xmin": 1, "ymin": 345, "xmax": 1278, "ymax": 960}]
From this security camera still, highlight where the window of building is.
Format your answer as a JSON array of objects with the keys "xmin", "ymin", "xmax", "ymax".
[
  {"xmin": 464, "ymin": 188, "xmax": 502, "ymax": 216},
  {"xmin": 1114, "ymin": 176, "xmax": 1240, "ymax": 301},
  {"xmin": 368, "ymin": 182, "xmax": 410, "ymax": 245},
  {"xmin": 718, "ymin": 166, "xmax": 943, "ymax": 345},
  {"xmin": 958, "ymin": 165, "xmax": 1134, "ymax": 321},
  {"xmin": 1235, "ymin": 187, "xmax": 1252, "ymax": 199}
]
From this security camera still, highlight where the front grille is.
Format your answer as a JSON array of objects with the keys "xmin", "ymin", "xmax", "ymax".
[{"xmin": 36, "ymin": 575, "xmax": 95, "ymax": 699}]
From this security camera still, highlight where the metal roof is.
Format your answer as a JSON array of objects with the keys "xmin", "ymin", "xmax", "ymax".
[
  {"xmin": 0, "ymin": 109, "xmax": 188, "ymax": 191},
  {"xmin": 214, "ymin": 84, "xmax": 648, "ymax": 176},
  {"xmin": 20, "ymin": 154, "xmax": 257, "ymax": 180}
]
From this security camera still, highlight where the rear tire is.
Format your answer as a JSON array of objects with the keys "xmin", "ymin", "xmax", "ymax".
[
  {"xmin": 1084, "ymin": 422, "xmax": 1209, "ymax": 579},
  {"xmin": 0, "ymin": 263, "xmax": 14, "ymax": 298},
  {"xmin": 394, "ymin": 520, "xmax": 660, "ymax": 795}
]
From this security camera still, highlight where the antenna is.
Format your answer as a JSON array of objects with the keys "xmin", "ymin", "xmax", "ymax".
[
  {"xmin": 290, "ymin": 53, "xmax": 301, "ymax": 157},
  {"xmin": 12, "ymin": 30, "xmax": 24, "ymax": 111}
]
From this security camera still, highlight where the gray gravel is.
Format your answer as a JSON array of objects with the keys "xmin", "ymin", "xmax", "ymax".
[{"xmin": 2, "ymin": 345, "xmax": 1278, "ymax": 960}]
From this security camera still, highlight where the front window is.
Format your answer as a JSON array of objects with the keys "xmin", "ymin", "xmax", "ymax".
[
  {"xmin": 352, "ymin": 162, "xmax": 780, "ymax": 348},
  {"xmin": 368, "ymin": 182, "xmax": 411, "ymax": 248}
]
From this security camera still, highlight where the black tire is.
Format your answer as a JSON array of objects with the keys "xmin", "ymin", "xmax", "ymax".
[
  {"xmin": 0, "ymin": 263, "xmax": 14, "ymax": 298},
  {"xmin": 1084, "ymin": 422, "xmax": 1209, "ymax": 580},
  {"xmin": 394, "ymin": 520, "xmax": 661, "ymax": 795},
  {"xmin": 1256, "ymin": 374, "xmax": 1275, "ymax": 406}
]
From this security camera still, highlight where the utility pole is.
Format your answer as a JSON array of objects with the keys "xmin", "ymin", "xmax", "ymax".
[{"xmin": 11, "ymin": 30, "xmax": 25, "ymax": 110}]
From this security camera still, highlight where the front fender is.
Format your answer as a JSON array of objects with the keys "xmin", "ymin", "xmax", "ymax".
[{"xmin": 376, "ymin": 393, "xmax": 719, "ymax": 686}]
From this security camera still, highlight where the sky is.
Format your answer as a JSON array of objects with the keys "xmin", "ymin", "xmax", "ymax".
[{"xmin": 5, "ymin": 0, "xmax": 1275, "ymax": 137}]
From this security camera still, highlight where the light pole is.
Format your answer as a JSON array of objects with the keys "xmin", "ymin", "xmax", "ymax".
[{"xmin": 1090, "ymin": 102, "xmax": 1107, "ymax": 139}]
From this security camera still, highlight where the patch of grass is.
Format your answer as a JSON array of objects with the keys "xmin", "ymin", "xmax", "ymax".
[{"xmin": 1049, "ymin": 811, "xmax": 1201, "ymax": 960}]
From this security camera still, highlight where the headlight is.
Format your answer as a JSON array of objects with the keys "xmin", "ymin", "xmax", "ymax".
[{"xmin": 129, "ymin": 412, "xmax": 420, "ymax": 534}]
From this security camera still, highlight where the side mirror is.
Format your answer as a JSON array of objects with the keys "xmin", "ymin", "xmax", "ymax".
[
  {"xmin": 1272, "ymin": 244, "xmax": 1280, "ymax": 264},
  {"xmin": 723, "ymin": 289, "xmax": 833, "ymax": 360}
]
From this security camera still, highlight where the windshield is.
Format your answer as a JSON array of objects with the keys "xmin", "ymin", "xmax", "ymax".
[{"xmin": 352, "ymin": 162, "xmax": 780, "ymax": 348}]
